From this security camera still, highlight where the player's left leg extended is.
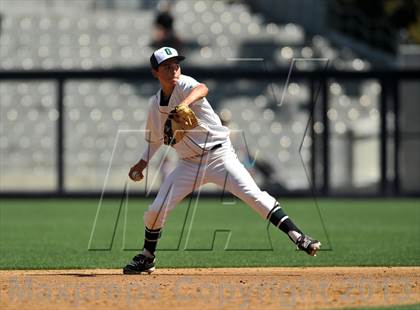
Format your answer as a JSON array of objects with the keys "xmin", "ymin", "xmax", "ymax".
[
  {"xmin": 207, "ymin": 146, "xmax": 321, "ymax": 256},
  {"xmin": 124, "ymin": 158, "xmax": 210, "ymax": 274}
]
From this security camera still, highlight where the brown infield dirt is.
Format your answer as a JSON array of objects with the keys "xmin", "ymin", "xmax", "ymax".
[{"xmin": 0, "ymin": 267, "xmax": 419, "ymax": 310}]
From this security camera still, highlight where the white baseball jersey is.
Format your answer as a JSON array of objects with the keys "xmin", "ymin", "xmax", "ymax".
[{"xmin": 142, "ymin": 74, "xmax": 230, "ymax": 161}]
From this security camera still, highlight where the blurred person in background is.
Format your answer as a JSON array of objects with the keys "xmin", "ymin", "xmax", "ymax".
[{"xmin": 151, "ymin": 1, "xmax": 183, "ymax": 52}]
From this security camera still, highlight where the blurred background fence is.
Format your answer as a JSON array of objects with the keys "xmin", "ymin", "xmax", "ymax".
[
  {"xmin": 0, "ymin": 0, "xmax": 419, "ymax": 197},
  {"xmin": 2, "ymin": 68, "xmax": 419, "ymax": 197}
]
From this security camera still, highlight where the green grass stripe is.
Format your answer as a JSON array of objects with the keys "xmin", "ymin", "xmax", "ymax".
[{"xmin": 0, "ymin": 198, "xmax": 419, "ymax": 269}]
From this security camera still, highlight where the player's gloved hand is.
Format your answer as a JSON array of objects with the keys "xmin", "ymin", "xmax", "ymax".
[
  {"xmin": 129, "ymin": 160, "xmax": 147, "ymax": 182},
  {"xmin": 169, "ymin": 104, "xmax": 199, "ymax": 129}
]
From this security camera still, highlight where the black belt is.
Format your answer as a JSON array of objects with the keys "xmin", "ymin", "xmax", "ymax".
[{"xmin": 210, "ymin": 143, "xmax": 223, "ymax": 151}]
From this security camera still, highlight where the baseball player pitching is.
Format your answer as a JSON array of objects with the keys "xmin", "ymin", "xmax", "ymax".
[{"xmin": 123, "ymin": 47, "xmax": 321, "ymax": 274}]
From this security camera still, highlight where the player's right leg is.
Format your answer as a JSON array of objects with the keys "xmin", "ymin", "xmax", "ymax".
[
  {"xmin": 123, "ymin": 159, "xmax": 207, "ymax": 274},
  {"xmin": 208, "ymin": 148, "xmax": 321, "ymax": 256}
]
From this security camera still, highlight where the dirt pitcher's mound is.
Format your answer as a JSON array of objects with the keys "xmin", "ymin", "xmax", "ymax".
[{"xmin": 0, "ymin": 267, "xmax": 419, "ymax": 310}]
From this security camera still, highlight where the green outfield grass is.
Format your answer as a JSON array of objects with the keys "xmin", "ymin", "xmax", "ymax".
[{"xmin": 0, "ymin": 198, "xmax": 419, "ymax": 269}]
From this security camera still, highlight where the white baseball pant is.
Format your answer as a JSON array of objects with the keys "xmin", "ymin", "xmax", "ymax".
[{"xmin": 144, "ymin": 139, "xmax": 278, "ymax": 229}]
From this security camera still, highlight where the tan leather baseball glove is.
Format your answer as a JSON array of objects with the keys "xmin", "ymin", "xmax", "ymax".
[
  {"xmin": 164, "ymin": 105, "xmax": 199, "ymax": 145},
  {"xmin": 169, "ymin": 105, "xmax": 199, "ymax": 129}
]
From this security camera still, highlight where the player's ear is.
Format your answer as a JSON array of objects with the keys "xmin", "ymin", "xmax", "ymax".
[{"xmin": 151, "ymin": 68, "xmax": 158, "ymax": 78}]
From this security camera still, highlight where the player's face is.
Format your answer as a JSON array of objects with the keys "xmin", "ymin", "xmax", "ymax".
[{"xmin": 156, "ymin": 58, "xmax": 181, "ymax": 86}]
